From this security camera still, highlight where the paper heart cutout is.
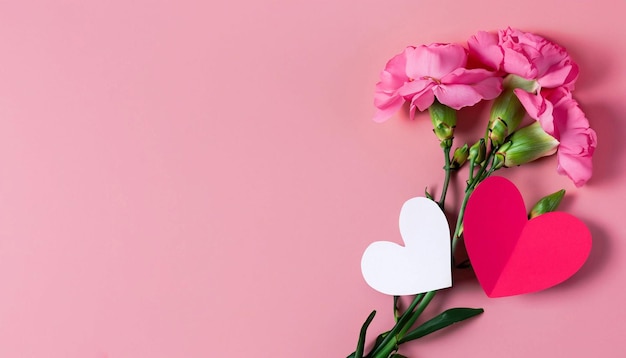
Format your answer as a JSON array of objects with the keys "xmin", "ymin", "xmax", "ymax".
[
  {"xmin": 464, "ymin": 176, "xmax": 592, "ymax": 298},
  {"xmin": 361, "ymin": 197, "xmax": 451, "ymax": 296}
]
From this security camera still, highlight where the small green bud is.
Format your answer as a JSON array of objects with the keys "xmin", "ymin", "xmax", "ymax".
[
  {"xmin": 529, "ymin": 189, "xmax": 566, "ymax": 219},
  {"xmin": 489, "ymin": 117, "xmax": 510, "ymax": 147},
  {"xmin": 468, "ymin": 138, "xmax": 486, "ymax": 164},
  {"xmin": 450, "ymin": 144, "xmax": 469, "ymax": 169},
  {"xmin": 497, "ymin": 122, "xmax": 559, "ymax": 167},
  {"xmin": 428, "ymin": 101, "xmax": 457, "ymax": 141}
]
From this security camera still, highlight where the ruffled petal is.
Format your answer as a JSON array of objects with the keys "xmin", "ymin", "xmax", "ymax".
[
  {"xmin": 410, "ymin": 90, "xmax": 435, "ymax": 113},
  {"xmin": 468, "ymin": 31, "xmax": 503, "ymax": 70},
  {"xmin": 405, "ymin": 44, "xmax": 467, "ymax": 79},
  {"xmin": 538, "ymin": 64, "xmax": 577, "ymax": 89},
  {"xmin": 433, "ymin": 84, "xmax": 484, "ymax": 110},
  {"xmin": 373, "ymin": 95, "xmax": 406, "ymax": 122},
  {"xmin": 442, "ymin": 68, "xmax": 503, "ymax": 99},
  {"xmin": 502, "ymin": 47, "xmax": 537, "ymax": 79},
  {"xmin": 514, "ymin": 89, "xmax": 555, "ymax": 135},
  {"xmin": 397, "ymin": 79, "xmax": 432, "ymax": 98},
  {"xmin": 556, "ymin": 151, "xmax": 593, "ymax": 187}
]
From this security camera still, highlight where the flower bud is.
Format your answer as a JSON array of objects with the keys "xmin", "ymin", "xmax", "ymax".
[
  {"xmin": 468, "ymin": 138, "xmax": 486, "ymax": 164},
  {"xmin": 489, "ymin": 117, "xmax": 510, "ymax": 147},
  {"xmin": 428, "ymin": 101, "xmax": 457, "ymax": 141},
  {"xmin": 529, "ymin": 189, "xmax": 566, "ymax": 219},
  {"xmin": 450, "ymin": 144, "xmax": 469, "ymax": 169},
  {"xmin": 496, "ymin": 122, "xmax": 559, "ymax": 167},
  {"xmin": 488, "ymin": 76, "xmax": 531, "ymax": 146}
]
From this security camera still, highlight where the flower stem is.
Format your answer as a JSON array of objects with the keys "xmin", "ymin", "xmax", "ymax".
[
  {"xmin": 451, "ymin": 145, "xmax": 499, "ymax": 254},
  {"xmin": 398, "ymin": 291, "xmax": 437, "ymax": 338},
  {"xmin": 438, "ymin": 144, "xmax": 452, "ymax": 209},
  {"xmin": 369, "ymin": 294, "xmax": 424, "ymax": 357},
  {"xmin": 369, "ymin": 292, "xmax": 437, "ymax": 358},
  {"xmin": 393, "ymin": 296, "xmax": 400, "ymax": 323}
]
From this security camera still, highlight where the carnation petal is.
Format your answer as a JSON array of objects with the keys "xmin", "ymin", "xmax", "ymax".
[
  {"xmin": 433, "ymin": 84, "xmax": 483, "ymax": 110},
  {"xmin": 514, "ymin": 89, "xmax": 556, "ymax": 135},
  {"xmin": 556, "ymin": 151, "xmax": 593, "ymax": 187},
  {"xmin": 502, "ymin": 47, "xmax": 537, "ymax": 79},
  {"xmin": 397, "ymin": 79, "xmax": 432, "ymax": 97},
  {"xmin": 410, "ymin": 90, "xmax": 435, "ymax": 113},
  {"xmin": 406, "ymin": 44, "xmax": 467, "ymax": 79},
  {"xmin": 443, "ymin": 68, "xmax": 503, "ymax": 99},
  {"xmin": 373, "ymin": 95, "xmax": 406, "ymax": 122},
  {"xmin": 538, "ymin": 64, "xmax": 576, "ymax": 89},
  {"xmin": 468, "ymin": 31, "xmax": 503, "ymax": 70}
]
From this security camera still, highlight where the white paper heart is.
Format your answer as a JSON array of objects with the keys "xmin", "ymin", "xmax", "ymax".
[{"xmin": 361, "ymin": 197, "xmax": 451, "ymax": 295}]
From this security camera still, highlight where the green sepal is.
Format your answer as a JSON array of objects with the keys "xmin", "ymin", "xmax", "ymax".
[
  {"xmin": 425, "ymin": 188, "xmax": 434, "ymax": 200},
  {"xmin": 498, "ymin": 122, "xmax": 559, "ymax": 167}
]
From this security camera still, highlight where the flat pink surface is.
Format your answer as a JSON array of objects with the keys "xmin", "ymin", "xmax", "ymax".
[{"xmin": 0, "ymin": 1, "xmax": 625, "ymax": 357}]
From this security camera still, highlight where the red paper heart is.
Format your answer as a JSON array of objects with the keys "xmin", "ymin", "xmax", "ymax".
[{"xmin": 463, "ymin": 176, "xmax": 592, "ymax": 298}]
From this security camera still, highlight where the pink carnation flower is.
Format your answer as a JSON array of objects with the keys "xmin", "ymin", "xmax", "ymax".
[
  {"xmin": 517, "ymin": 87, "xmax": 596, "ymax": 186},
  {"xmin": 469, "ymin": 27, "xmax": 595, "ymax": 185},
  {"xmin": 373, "ymin": 44, "xmax": 502, "ymax": 122},
  {"xmin": 468, "ymin": 27, "xmax": 579, "ymax": 90}
]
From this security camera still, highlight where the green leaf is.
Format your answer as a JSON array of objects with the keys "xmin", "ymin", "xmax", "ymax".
[
  {"xmin": 354, "ymin": 310, "xmax": 376, "ymax": 358},
  {"xmin": 529, "ymin": 189, "xmax": 566, "ymax": 219},
  {"xmin": 425, "ymin": 187, "xmax": 434, "ymax": 200},
  {"xmin": 398, "ymin": 308, "xmax": 484, "ymax": 344},
  {"xmin": 347, "ymin": 330, "xmax": 389, "ymax": 358},
  {"xmin": 390, "ymin": 354, "xmax": 408, "ymax": 358}
]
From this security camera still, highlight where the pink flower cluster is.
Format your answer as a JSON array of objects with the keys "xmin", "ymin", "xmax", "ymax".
[
  {"xmin": 469, "ymin": 28, "xmax": 596, "ymax": 186},
  {"xmin": 374, "ymin": 28, "xmax": 597, "ymax": 186}
]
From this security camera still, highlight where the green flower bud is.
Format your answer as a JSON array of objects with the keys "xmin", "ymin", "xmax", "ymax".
[
  {"xmin": 450, "ymin": 144, "xmax": 469, "ymax": 169},
  {"xmin": 496, "ymin": 122, "xmax": 559, "ymax": 167},
  {"xmin": 428, "ymin": 101, "xmax": 457, "ymax": 141},
  {"xmin": 468, "ymin": 138, "xmax": 486, "ymax": 164},
  {"xmin": 529, "ymin": 189, "xmax": 566, "ymax": 219},
  {"xmin": 488, "ymin": 75, "xmax": 535, "ymax": 146},
  {"xmin": 489, "ymin": 117, "xmax": 510, "ymax": 147}
]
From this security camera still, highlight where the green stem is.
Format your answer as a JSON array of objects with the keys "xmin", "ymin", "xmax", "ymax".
[
  {"xmin": 398, "ymin": 291, "xmax": 437, "ymax": 338},
  {"xmin": 451, "ymin": 190, "xmax": 471, "ymax": 254},
  {"xmin": 451, "ymin": 146, "xmax": 499, "ymax": 254},
  {"xmin": 369, "ymin": 294, "xmax": 424, "ymax": 358},
  {"xmin": 370, "ymin": 292, "xmax": 437, "ymax": 358},
  {"xmin": 438, "ymin": 144, "xmax": 452, "ymax": 208},
  {"xmin": 393, "ymin": 296, "xmax": 400, "ymax": 323}
]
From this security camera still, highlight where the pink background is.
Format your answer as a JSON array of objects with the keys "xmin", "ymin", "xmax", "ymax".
[{"xmin": 1, "ymin": 1, "xmax": 625, "ymax": 357}]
